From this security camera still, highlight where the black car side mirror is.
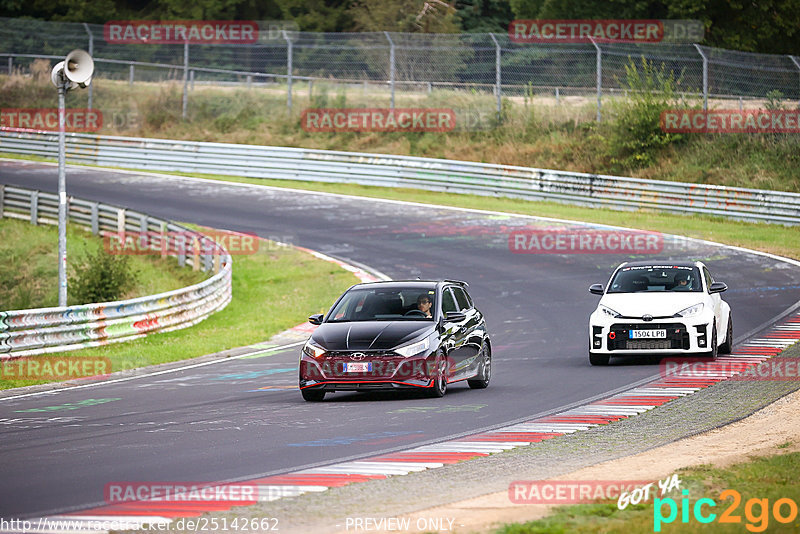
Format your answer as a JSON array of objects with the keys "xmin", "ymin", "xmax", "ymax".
[
  {"xmin": 308, "ymin": 313, "xmax": 324, "ymax": 325},
  {"xmin": 709, "ymin": 282, "xmax": 728, "ymax": 294},
  {"xmin": 445, "ymin": 311, "xmax": 467, "ymax": 322},
  {"xmin": 589, "ymin": 283, "xmax": 604, "ymax": 295}
]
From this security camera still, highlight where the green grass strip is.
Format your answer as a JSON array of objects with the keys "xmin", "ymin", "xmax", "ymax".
[{"xmin": 497, "ymin": 449, "xmax": 800, "ymax": 533}]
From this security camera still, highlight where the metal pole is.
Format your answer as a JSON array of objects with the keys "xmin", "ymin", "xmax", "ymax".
[
  {"xmin": 8, "ymin": 57, "xmax": 12, "ymax": 75},
  {"xmin": 57, "ymin": 75, "xmax": 68, "ymax": 307},
  {"xmin": 590, "ymin": 38, "xmax": 602, "ymax": 122},
  {"xmin": 789, "ymin": 55, "xmax": 800, "ymax": 106},
  {"xmin": 384, "ymin": 31, "xmax": 395, "ymax": 109},
  {"xmin": 182, "ymin": 41, "xmax": 189, "ymax": 119},
  {"xmin": 489, "ymin": 33, "xmax": 502, "ymax": 120},
  {"xmin": 555, "ymin": 87, "xmax": 560, "ymax": 104},
  {"xmin": 283, "ymin": 30, "xmax": 293, "ymax": 114},
  {"xmin": 694, "ymin": 44, "xmax": 708, "ymax": 111},
  {"xmin": 83, "ymin": 23, "xmax": 94, "ymax": 111},
  {"xmin": 129, "ymin": 63, "xmax": 134, "ymax": 85}
]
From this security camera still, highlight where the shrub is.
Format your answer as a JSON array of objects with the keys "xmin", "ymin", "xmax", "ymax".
[
  {"xmin": 608, "ymin": 57, "xmax": 687, "ymax": 171},
  {"xmin": 69, "ymin": 246, "xmax": 139, "ymax": 304}
]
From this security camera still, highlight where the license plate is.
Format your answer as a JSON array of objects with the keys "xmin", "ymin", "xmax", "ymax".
[
  {"xmin": 630, "ymin": 329, "xmax": 666, "ymax": 339},
  {"xmin": 345, "ymin": 362, "xmax": 372, "ymax": 372}
]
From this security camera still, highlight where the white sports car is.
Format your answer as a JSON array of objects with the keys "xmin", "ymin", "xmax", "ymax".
[{"xmin": 587, "ymin": 261, "xmax": 732, "ymax": 365}]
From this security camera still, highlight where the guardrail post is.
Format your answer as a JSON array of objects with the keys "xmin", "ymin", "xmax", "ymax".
[
  {"xmin": 8, "ymin": 57, "xmax": 12, "ymax": 75},
  {"xmin": 160, "ymin": 222, "xmax": 168, "ymax": 259},
  {"xmin": 789, "ymin": 55, "xmax": 800, "ymax": 106},
  {"xmin": 177, "ymin": 232, "xmax": 186, "ymax": 267},
  {"xmin": 590, "ymin": 38, "xmax": 602, "ymax": 122},
  {"xmin": 182, "ymin": 41, "xmax": 189, "ymax": 119},
  {"xmin": 283, "ymin": 30, "xmax": 293, "ymax": 114},
  {"xmin": 489, "ymin": 33, "xmax": 502, "ymax": 121},
  {"xmin": 694, "ymin": 44, "xmax": 708, "ymax": 111},
  {"xmin": 0, "ymin": 185, "xmax": 4, "ymax": 219},
  {"xmin": 384, "ymin": 31, "xmax": 395, "ymax": 109},
  {"xmin": 139, "ymin": 215, "xmax": 149, "ymax": 251},
  {"xmin": 192, "ymin": 238, "xmax": 200, "ymax": 271},
  {"xmin": 90, "ymin": 202, "xmax": 99, "ymax": 234},
  {"xmin": 117, "ymin": 208, "xmax": 126, "ymax": 236},
  {"xmin": 83, "ymin": 23, "xmax": 94, "ymax": 111},
  {"xmin": 129, "ymin": 64, "xmax": 134, "ymax": 86},
  {"xmin": 30, "ymin": 190, "xmax": 38, "ymax": 225}
]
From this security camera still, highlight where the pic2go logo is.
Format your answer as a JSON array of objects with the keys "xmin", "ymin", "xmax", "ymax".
[{"xmin": 654, "ymin": 489, "xmax": 800, "ymax": 532}]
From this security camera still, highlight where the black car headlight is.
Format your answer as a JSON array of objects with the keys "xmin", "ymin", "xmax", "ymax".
[
  {"xmin": 302, "ymin": 340, "xmax": 326, "ymax": 359},
  {"xmin": 394, "ymin": 338, "xmax": 430, "ymax": 358}
]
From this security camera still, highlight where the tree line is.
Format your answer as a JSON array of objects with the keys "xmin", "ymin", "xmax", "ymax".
[{"xmin": 1, "ymin": 0, "xmax": 798, "ymax": 55}]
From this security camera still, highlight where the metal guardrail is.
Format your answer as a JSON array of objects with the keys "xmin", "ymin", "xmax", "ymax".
[
  {"xmin": 0, "ymin": 184, "xmax": 232, "ymax": 358},
  {"xmin": 2, "ymin": 130, "xmax": 799, "ymax": 225}
]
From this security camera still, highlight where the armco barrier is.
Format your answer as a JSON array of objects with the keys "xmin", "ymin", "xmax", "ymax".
[
  {"xmin": 2, "ymin": 131, "xmax": 799, "ymax": 225},
  {"xmin": 0, "ymin": 185, "xmax": 232, "ymax": 358}
]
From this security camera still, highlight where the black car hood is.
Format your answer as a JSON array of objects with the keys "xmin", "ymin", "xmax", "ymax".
[{"xmin": 312, "ymin": 321, "xmax": 434, "ymax": 351}]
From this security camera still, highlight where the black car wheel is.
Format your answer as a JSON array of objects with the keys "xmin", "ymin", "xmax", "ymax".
[
  {"xmin": 719, "ymin": 316, "xmax": 733, "ymax": 354},
  {"xmin": 301, "ymin": 388, "xmax": 326, "ymax": 402},
  {"xmin": 706, "ymin": 324, "xmax": 718, "ymax": 360},
  {"xmin": 428, "ymin": 356, "xmax": 448, "ymax": 398},
  {"xmin": 589, "ymin": 352, "xmax": 610, "ymax": 366},
  {"xmin": 468, "ymin": 343, "xmax": 491, "ymax": 389}
]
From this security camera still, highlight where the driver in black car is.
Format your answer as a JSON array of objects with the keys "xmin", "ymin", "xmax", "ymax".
[{"xmin": 416, "ymin": 294, "xmax": 433, "ymax": 317}]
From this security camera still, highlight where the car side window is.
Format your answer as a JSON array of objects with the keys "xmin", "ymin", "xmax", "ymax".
[
  {"xmin": 451, "ymin": 286, "xmax": 471, "ymax": 311},
  {"xmin": 441, "ymin": 288, "xmax": 458, "ymax": 314}
]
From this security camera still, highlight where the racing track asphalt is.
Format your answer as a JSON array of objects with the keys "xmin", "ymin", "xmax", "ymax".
[{"xmin": 1, "ymin": 160, "xmax": 800, "ymax": 519}]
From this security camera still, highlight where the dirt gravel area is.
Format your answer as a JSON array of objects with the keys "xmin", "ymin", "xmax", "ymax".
[{"xmin": 385, "ymin": 386, "xmax": 800, "ymax": 533}]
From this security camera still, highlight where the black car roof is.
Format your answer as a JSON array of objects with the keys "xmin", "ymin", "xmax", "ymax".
[{"xmin": 348, "ymin": 280, "xmax": 464, "ymax": 290}]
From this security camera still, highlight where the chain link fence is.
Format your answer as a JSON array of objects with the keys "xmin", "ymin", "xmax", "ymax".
[{"xmin": 1, "ymin": 17, "xmax": 799, "ymax": 121}]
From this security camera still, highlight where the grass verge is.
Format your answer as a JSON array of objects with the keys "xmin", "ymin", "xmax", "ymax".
[
  {"xmin": 497, "ymin": 449, "xmax": 800, "ymax": 533},
  {"xmin": 0, "ymin": 217, "xmax": 206, "ymax": 310},
  {"xmin": 0, "ymin": 239, "xmax": 358, "ymax": 390}
]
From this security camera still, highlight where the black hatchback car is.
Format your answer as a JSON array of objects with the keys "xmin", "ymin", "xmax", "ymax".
[{"xmin": 299, "ymin": 280, "xmax": 491, "ymax": 401}]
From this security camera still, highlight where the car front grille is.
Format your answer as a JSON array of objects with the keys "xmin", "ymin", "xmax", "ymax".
[{"xmin": 608, "ymin": 322, "xmax": 689, "ymax": 351}]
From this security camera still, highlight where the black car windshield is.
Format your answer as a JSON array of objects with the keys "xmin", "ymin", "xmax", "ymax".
[
  {"xmin": 327, "ymin": 288, "xmax": 436, "ymax": 322},
  {"xmin": 607, "ymin": 266, "xmax": 702, "ymax": 293}
]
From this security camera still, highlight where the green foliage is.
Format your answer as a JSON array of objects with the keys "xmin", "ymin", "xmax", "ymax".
[
  {"xmin": 349, "ymin": 0, "xmax": 460, "ymax": 32},
  {"xmin": 454, "ymin": 0, "xmax": 514, "ymax": 33},
  {"xmin": 70, "ymin": 246, "xmax": 139, "ymax": 304},
  {"xmin": 608, "ymin": 56, "xmax": 686, "ymax": 171},
  {"xmin": 508, "ymin": 0, "xmax": 800, "ymax": 55},
  {"xmin": 765, "ymin": 90, "xmax": 785, "ymax": 111}
]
